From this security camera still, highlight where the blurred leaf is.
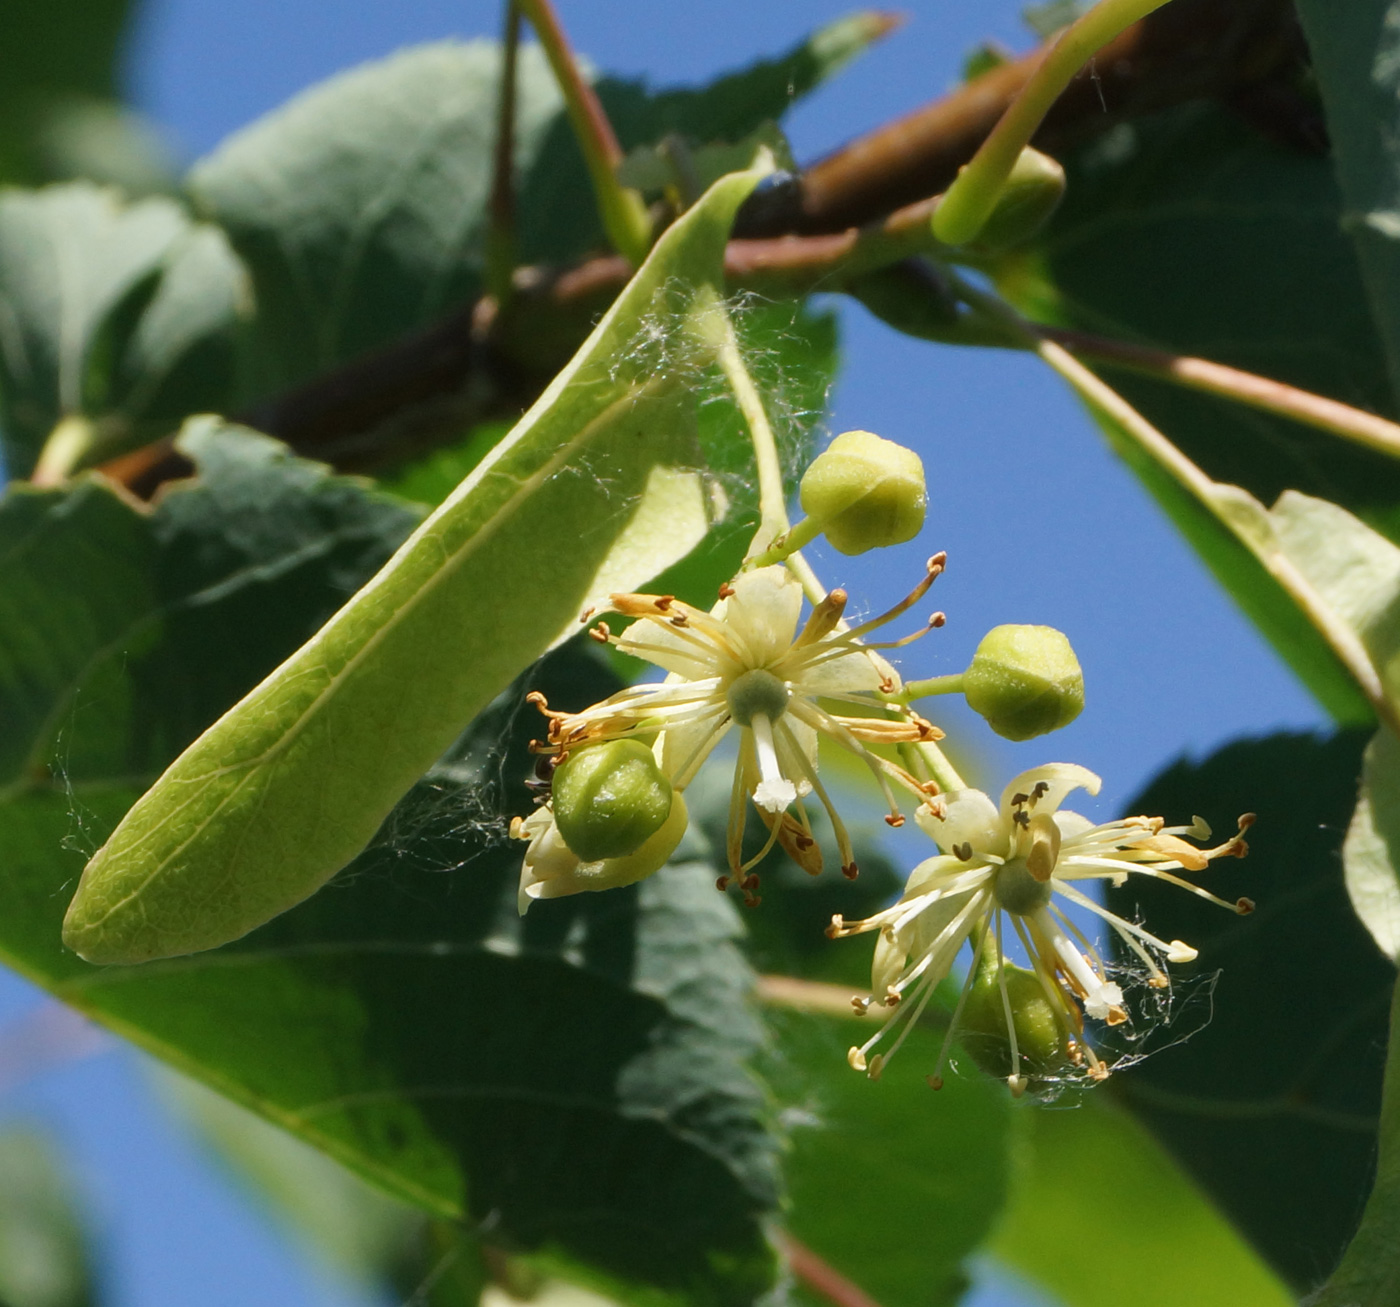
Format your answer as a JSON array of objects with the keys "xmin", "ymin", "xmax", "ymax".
[
  {"xmin": 162, "ymin": 1071, "xmax": 422, "ymax": 1286},
  {"xmin": 1108, "ymin": 731, "xmax": 1393, "ymax": 1292},
  {"xmin": 31, "ymin": 101, "xmax": 178, "ymax": 197},
  {"xmin": 63, "ymin": 171, "xmax": 751, "ymax": 965},
  {"xmin": 0, "ymin": 1128, "xmax": 96, "ymax": 1307},
  {"xmin": 0, "ymin": 0, "xmax": 136, "ymax": 186},
  {"xmin": 1017, "ymin": 102, "xmax": 1400, "ymax": 721},
  {"xmin": 1294, "ymin": 0, "xmax": 1400, "ymax": 408},
  {"xmin": 0, "ymin": 184, "xmax": 245, "ymax": 478},
  {"xmin": 188, "ymin": 41, "xmax": 565, "ymax": 398},
  {"xmin": 189, "ymin": 16, "xmax": 878, "ymax": 401},
  {"xmin": 765, "ymin": 1011, "xmax": 1010, "ymax": 1307},
  {"xmin": 0, "ymin": 427, "xmax": 779, "ymax": 1304},
  {"xmin": 989, "ymin": 1096, "xmax": 1292, "ymax": 1307}
]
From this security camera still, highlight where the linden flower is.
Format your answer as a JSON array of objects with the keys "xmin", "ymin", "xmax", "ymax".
[
  {"xmin": 530, "ymin": 560, "xmax": 946, "ymax": 901},
  {"xmin": 829, "ymin": 763, "xmax": 1255, "ymax": 1093},
  {"xmin": 509, "ymin": 795, "xmax": 687, "ymax": 913}
]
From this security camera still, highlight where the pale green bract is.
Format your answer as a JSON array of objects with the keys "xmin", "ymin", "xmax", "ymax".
[{"xmin": 61, "ymin": 165, "xmax": 768, "ymax": 965}]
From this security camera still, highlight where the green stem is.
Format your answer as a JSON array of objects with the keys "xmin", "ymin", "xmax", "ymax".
[
  {"xmin": 947, "ymin": 270, "xmax": 1400, "ymax": 737},
  {"xmin": 485, "ymin": 2, "xmax": 522, "ymax": 306},
  {"xmin": 691, "ymin": 291, "xmax": 791, "ymax": 560},
  {"xmin": 30, "ymin": 415, "xmax": 98, "ymax": 487},
  {"xmin": 900, "ymin": 673, "xmax": 966, "ymax": 701},
  {"xmin": 1312, "ymin": 976, "xmax": 1400, "ymax": 1306},
  {"xmin": 932, "ymin": 0, "xmax": 1173, "ymax": 245},
  {"xmin": 747, "ymin": 515, "xmax": 822, "ymax": 568},
  {"xmin": 516, "ymin": 0, "xmax": 651, "ymax": 264},
  {"xmin": 1046, "ymin": 325, "xmax": 1400, "ymax": 464},
  {"xmin": 912, "ymin": 740, "xmax": 968, "ymax": 793}
]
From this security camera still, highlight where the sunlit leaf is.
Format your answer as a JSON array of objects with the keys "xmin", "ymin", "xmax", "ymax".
[{"xmin": 63, "ymin": 170, "xmax": 756, "ymax": 964}]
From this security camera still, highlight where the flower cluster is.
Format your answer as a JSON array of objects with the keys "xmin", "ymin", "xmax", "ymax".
[
  {"xmin": 516, "ymin": 560, "xmax": 944, "ymax": 906},
  {"xmin": 507, "ymin": 425, "xmax": 1258, "ymax": 1094},
  {"xmin": 829, "ymin": 763, "xmax": 1253, "ymax": 1093}
]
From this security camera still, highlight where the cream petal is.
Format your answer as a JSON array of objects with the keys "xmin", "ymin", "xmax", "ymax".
[
  {"xmin": 774, "ymin": 715, "xmax": 817, "ymax": 797},
  {"xmin": 998, "ymin": 763, "xmax": 1101, "ymax": 826},
  {"xmin": 792, "ymin": 646, "xmax": 886, "ymax": 693},
  {"xmin": 721, "ymin": 566, "xmax": 803, "ymax": 666},
  {"xmin": 660, "ymin": 711, "xmax": 729, "ymax": 787},
  {"xmin": 617, "ymin": 618, "xmax": 727, "ymax": 679},
  {"xmin": 917, "ymin": 788, "xmax": 1005, "ymax": 858},
  {"xmin": 1053, "ymin": 809, "xmax": 1096, "ymax": 841}
]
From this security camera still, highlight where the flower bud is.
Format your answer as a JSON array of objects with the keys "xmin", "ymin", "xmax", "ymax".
[
  {"xmin": 798, "ymin": 430, "xmax": 926, "ymax": 556},
  {"xmin": 963, "ymin": 624, "xmax": 1083, "ymax": 741},
  {"xmin": 971, "ymin": 147, "xmax": 1066, "ymax": 250},
  {"xmin": 959, "ymin": 955, "xmax": 1071, "ymax": 1083},
  {"xmin": 552, "ymin": 739, "xmax": 674, "ymax": 862}
]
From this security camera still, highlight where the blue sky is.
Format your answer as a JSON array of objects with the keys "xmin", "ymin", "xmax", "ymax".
[{"xmin": 0, "ymin": 3, "xmax": 1328, "ymax": 1305}]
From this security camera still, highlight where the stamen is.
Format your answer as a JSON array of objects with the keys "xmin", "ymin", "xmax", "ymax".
[
  {"xmin": 793, "ymin": 589, "xmax": 848, "ymax": 647},
  {"xmin": 847, "ymin": 553, "xmax": 947, "ymax": 637}
]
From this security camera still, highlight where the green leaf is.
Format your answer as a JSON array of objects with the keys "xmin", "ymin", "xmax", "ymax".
[
  {"xmin": 0, "ymin": 1128, "xmax": 97, "ymax": 1307},
  {"xmin": 0, "ymin": 183, "xmax": 245, "ymax": 478},
  {"xmin": 765, "ymin": 1010, "xmax": 1010, "ymax": 1307},
  {"xmin": 519, "ymin": 12, "xmax": 892, "ymax": 269},
  {"xmin": 0, "ymin": 427, "xmax": 778, "ymax": 1305},
  {"xmin": 161, "ymin": 1071, "xmax": 423, "ymax": 1287},
  {"xmin": 188, "ymin": 41, "xmax": 564, "ymax": 398},
  {"xmin": 989, "ymin": 1096, "xmax": 1292, "ymax": 1307},
  {"xmin": 1018, "ymin": 102, "xmax": 1400, "ymax": 721},
  {"xmin": 1108, "ymin": 731, "xmax": 1394, "ymax": 1292},
  {"xmin": 1346, "ymin": 729, "xmax": 1400, "ymax": 960},
  {"xmin": 1293, "ymin": 0, "xmax": 1400, "ymax": 407},
  {"xmin": 1310, "ymin": 978, "xmax": 1400, "ymax": 1307},
  {"xmin": 0, "ymin": 0, "xmax": 137, "ymax": 186},
  {"xmin": 190, "ymin": 17, "xmax": 877, "ymax": 401},
  {"xmin": 0, "ymin": 418, "xmax": 419, "ymax": 797},
  {"xmin": 62, "ymin": 169, "xmax": 753, "ymax": 965}
]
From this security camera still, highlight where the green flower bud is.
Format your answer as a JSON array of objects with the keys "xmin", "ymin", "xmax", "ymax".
[
  {"xmin": 960, "ymin": 954, "xmax": 1072, "ymax": 1083},
  {"xmin": 552, "ymin": 739, "xmax": 674, "ymax": 862},
  {"xmin": 971, "ymin": 147, "xmax": 1066, "ymax": 251},
  {"xmin": 598, "ymin": 790, "xmax": 689, "ymax": 886},
  {"xmin": 798, "ymin": 430, "xmax": 927, "ymax": 556},
  {"xmin": 963, "ymin": 624, "xmax": 1084, "ymax": 741}
]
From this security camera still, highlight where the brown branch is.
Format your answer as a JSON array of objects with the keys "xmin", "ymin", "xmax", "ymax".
[
  {"xmin": 97, "ymin": 0, "xmax": 1320, "ymax": 497},
  {"xmin": 777, "ymin": 1235, "xmax": 885, "ymax": 1307},
  {"xmin": 741, "ymin": 0, "xmax": 1319, "ymax": 235}
]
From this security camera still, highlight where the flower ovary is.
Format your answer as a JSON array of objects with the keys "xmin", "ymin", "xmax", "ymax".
[
  {"xmin": 726, "ymin": 668, "xmax": 791, "ymax": 726},
  {"xmin": 993, "ymin": 858, "xmax": 1054, "ymax": 916}
]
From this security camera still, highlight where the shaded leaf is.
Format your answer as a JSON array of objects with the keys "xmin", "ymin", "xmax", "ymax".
[
  {"xmin": 0, "ymin": 1128, "xmax": 96, "ymax": 1307},
  {"xmin": 989, "ymin": 1096, "xmax": 1292, "ymax": 1307},
  {"xmin": 764, "ymin": 1011, "xmax": 1009, "ymax": 1307},
  {"xmin": 0, "ymin": 426, "xmax": 779, "ymax": 1305},
  {"xmin": 1109, "ymin": 731, "xmax": 1393, "ymax": 1292},
  {"xmin": 0, "ymin": 0, "xmax": 136, "ymax": 186},
  {"xmin": 1294, "ymin": 0, "xmax": 1400, "ymax": 407},
  {"xmin": 61, "ymin": 170, "xmax": 751, "ymax": 965},
  {"xmin": 1018, "ymin": 102, "xmax": 1400, "ymax": 720},
  {"xmin": 0, "ymin": 184, "xmax": 244, "ymax": 477}
]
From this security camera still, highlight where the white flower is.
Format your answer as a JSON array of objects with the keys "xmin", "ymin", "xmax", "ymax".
[
  {"xmin": 829, "ymin": 762, "xmax": 1254, "ymax": 1093},
  {"xmin": 532, "ymin": 561, "xmax": 944, "ymax": 902}
]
